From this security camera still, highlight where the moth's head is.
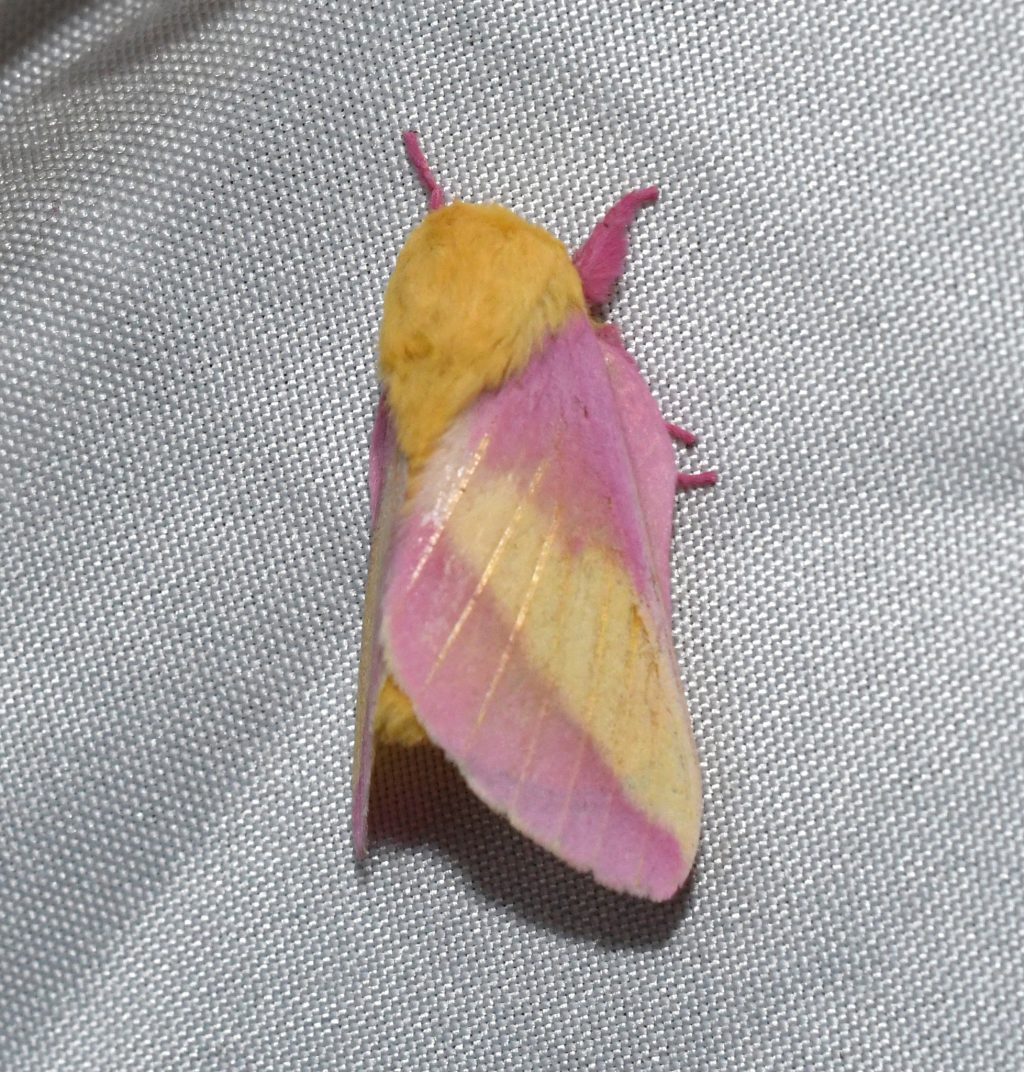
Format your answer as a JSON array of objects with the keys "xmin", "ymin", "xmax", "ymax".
[
  {"xmin": 386, "ymin": 198, "xmax": 580, "ymax": 321},
  {"xmin": 392, "ymin": 132, "xmax": 583, "ymax": 315},
  {"xmin": 379, "ymin": 134, "xmax": 585, "ymax": 467}
]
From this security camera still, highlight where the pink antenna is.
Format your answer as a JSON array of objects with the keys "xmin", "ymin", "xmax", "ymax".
[
  {"xmin": 573, "ymin": 186, "xmax": 660, "ymax": 306},
  {"xmin": 402, "ymin": 130, "xmax": 446, "ymax": 210}
]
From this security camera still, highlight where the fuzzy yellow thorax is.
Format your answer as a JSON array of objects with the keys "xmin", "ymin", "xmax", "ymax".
[{"xmin": 378, "ymin": 201, "xmax": 585, "ymax": 470}]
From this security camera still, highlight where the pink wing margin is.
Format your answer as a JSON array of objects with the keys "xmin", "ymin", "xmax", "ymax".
[
  {"xmin": 379, "ymin": 314, "xmax": 701, "ymax": 900},
  {"xmin": 351, "ymin": 397, "xmax": 405, "ymax": 857}
]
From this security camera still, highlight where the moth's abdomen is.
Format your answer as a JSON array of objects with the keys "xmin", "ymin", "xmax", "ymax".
[
  {"xmin": 379, "ymin": 201, "xmax": 584, "ymax": 468},
  {"xmin": 375, "ymin": 675, "xmax": 429, "ymax": 746}
]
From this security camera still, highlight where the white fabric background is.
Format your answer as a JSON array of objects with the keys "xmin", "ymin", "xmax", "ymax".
[{"xmin": 1, "ymin": 2, "xmax": 1022, "ymax": 1069}]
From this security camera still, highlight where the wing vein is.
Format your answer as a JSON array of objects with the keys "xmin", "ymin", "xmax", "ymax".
[
  {"xmin": 507, "ymin": 528, "xmax": 577, "ymax": 817},
  {"xmin": 406, "ymin": 432, "xmax": 492, "ymax": 591},
  {"xmin": 587, "ymin": 603, "xmax": 642, "ymax": 865},
  {"xmin": 471, "ymin": 512, "xmax": 560, "ymax": 734},
  {"xmin": 425, "ymin": 458, "xmax": 549, "ymax": 683},
  {"xmin": 553, "ymin": 566, "xmax": 615, "ymax": 849}
]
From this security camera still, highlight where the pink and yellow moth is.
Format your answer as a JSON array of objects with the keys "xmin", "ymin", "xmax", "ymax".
[{"xmin": 353, "ymin": 132, "xmax": 716, "ymax": 902}]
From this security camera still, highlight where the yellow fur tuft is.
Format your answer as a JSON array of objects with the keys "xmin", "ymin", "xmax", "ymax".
[
  {"xmin": 375, "ymin": 675, "xmax": 429, "ymax": 746},
  {"xmin": 379, "ymin": 202, "xmax": 584, "ymax": 469}
]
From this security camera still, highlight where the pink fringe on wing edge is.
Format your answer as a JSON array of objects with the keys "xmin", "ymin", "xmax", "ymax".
[{"xmin": 402, "ymin": 130, "xmax": 446, "ymax": 210}]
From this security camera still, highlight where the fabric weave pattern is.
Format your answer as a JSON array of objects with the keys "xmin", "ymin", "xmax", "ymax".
[{"xmin": 1, "ymin": 2, "xmax": 1021, "ymax": 1069}]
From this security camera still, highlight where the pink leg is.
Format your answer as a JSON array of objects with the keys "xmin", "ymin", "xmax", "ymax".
[
  {"xmin": 666, "ymin": 420, "xmax": 715, "ymax": 489},
  {"xmin": 402, "ymin": 130, "xmax": 446, "ymax": 211},
  {"xmin": 572, "ymin": 187, "xmax": 659, "ymax": 306},
  {"xmin": 676, "ymin": 471, "xmax": 718, "ymax": 490},
  {"xmin": 665, "ymin": 421, "xmax": 698, "ymax": 448}
]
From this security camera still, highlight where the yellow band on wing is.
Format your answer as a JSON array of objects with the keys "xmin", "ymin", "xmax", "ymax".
[{"xmin": 435, "ymin": 473, "xmax": 701, "ymax": 848}]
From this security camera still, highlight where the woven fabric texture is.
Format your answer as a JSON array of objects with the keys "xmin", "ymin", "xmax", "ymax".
[{"xmin": 1, "ymin": 2, "xmax": 1022, "ymax": 1069}]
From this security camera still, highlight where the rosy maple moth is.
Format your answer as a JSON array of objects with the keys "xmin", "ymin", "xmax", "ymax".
[{"xmin": 353, "ymin": 132, "xmax": 716, "ymax": 902}]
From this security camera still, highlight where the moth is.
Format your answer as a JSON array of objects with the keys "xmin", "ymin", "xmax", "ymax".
[{"xmin": 353, "ymin": 132, "xmax": 715, "ymax": 901}]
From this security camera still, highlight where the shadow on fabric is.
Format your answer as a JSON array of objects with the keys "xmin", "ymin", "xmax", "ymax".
[
  {"xmin": 0, "ymin": 0, "xmax": 81, "ymax": 64},
  {"xmin": 367, "ymin": 744, "xmax": 695, "ymax": 948}
]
